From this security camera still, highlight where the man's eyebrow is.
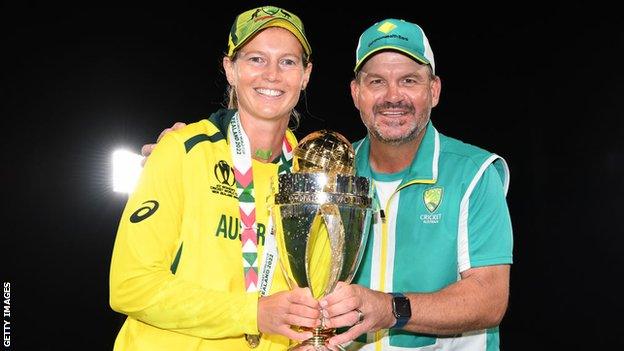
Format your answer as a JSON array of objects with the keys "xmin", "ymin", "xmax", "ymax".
[
  {"xmin": 359, "ymin": 71, "xmax": 382, "ymax": 79},
  {"xmin": 403, "ymin": 73, "xmax": 424, "ymax": 78}
]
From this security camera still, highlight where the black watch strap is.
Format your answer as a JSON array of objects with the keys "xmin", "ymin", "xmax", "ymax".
[{"xmin": 390, "ymin": 292, "xmax": 411, "ymax": 329}]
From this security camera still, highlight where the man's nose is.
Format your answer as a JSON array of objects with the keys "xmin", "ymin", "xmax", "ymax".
[{"xmin": 384, "ymin": 82, "xmax": 403, "ymax": 103}]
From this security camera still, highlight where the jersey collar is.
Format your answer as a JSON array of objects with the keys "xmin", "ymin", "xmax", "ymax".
[
  {"xmin": 355, "ymin": 121, "xmax": 440, "ymax": 184},
  {"xmin": 207, "ymin": 108, "xmax": 297, "ymax": 163}
]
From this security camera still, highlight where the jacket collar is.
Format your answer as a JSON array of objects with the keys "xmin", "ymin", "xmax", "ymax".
[{"xmin": 207, "ymin": 108, "xmax": 236, "ymax": 138}]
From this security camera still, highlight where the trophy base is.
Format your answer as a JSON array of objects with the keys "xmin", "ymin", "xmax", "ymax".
[
  {"xmin": 289, "ymin": 345, "xmax": 345, "ymax": 351},
  {"xmin": 288, "ymin": 327, "xmax": 345, "ymax": 351}
]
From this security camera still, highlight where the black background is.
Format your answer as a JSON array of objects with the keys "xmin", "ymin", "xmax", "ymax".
[{"xmin": 3, "ymin": 1, "xmax": 623, "ymax": 350}]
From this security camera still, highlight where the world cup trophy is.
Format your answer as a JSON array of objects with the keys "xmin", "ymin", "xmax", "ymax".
[{"xmin": 270, "ymin": 130, "xmax": 373, "ymax": 350}]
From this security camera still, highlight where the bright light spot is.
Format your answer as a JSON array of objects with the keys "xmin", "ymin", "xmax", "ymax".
[
  {"xmin": 317, "ymin": 192, "xmax": 328, "ymax": 204},
  {"xmin": 316, "ymin": 173, "xmax": 327, "ymax": 187},
  {"xmin": 112, "ymin": 149, "xmax": 143, "ymax": 193}
]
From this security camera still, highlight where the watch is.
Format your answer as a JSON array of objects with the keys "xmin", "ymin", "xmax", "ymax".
[{"xmin": 390, "ymin": 292, "xmax": 411, "ymax": 329}]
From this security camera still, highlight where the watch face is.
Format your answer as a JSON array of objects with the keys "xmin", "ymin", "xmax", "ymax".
[{"xmin": 393, "ymin": 296, "xmax": 411, "ymax": 317}]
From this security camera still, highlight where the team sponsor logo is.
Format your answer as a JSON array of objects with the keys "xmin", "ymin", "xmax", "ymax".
[
  {"xmin": 211, "ymin": 160, "xmax": 237, "ymax": 198},
  {"xmin": 377, "ymin": 21, "xmax": 397, "ymax": 34},
  {"xmin": 129, "ymin": 200, "xmax": 159, "ymax": 223},
  {"xmin": 421, "ymin": 187, "xmax": 443, "ymax": 224}
]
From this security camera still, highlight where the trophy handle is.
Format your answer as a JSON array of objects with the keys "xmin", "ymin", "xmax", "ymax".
[{"xmin": 318, "ymin": 203, "xmax": 345, "ymax": 297}]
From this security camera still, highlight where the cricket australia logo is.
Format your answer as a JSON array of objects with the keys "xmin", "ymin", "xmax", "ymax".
[
  {"xmin": 211, "ymin": 160, "xmax": 237, "ymax": 198},
  {"xmin": 421, "ymin": 187, "xmax": 443, "ymax": 224}
]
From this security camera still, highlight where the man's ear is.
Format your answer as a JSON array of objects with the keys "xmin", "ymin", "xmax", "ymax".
[
  {"xmin": 350, "ymin": 79, "xmax": 360, "ymax": 109},
  {"xmin": 430, "ymin": 76, "xmax": 442, "ymax": 107}
]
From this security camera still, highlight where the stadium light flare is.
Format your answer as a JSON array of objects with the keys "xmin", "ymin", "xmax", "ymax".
[{"xmin": 112, "ymin": 149, "xmax": 143, "ymax": 193}]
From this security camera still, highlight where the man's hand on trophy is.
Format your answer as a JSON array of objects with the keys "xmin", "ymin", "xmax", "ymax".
[
  {"xmin": 257, "ymin": 287, "xmax": 321, "ymax": 341},
  {"xmin": 140, "ymin": 122, "xmax": 187, "ymax": 166},
  {"xmin": 319, "ymin": 282, "xmax": 395, "ymax": 347}
]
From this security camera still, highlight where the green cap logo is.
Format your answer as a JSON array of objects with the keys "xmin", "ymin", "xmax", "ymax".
[
  {"xmin": 377, "ymin": 22, "xmax": 397, "ymax": 34},
  {"xmin": 423, "ymin": 187, "xmax": 443, "ymax": 213}
]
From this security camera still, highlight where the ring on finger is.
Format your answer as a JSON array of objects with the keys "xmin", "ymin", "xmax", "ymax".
[{"xmin": 354, "ymin": 308, "xmax": 364, "ymax": 325}]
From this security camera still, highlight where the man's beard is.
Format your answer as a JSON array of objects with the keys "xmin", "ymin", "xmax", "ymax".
[{"xmin": 368, "ymin": 102, "xmax": 429, "ymax": 145}]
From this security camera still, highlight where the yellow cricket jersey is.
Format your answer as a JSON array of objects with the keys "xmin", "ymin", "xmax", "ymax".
[{"xmin": 109, "ymin": 109, "xmax": 297, "ymax": 351}]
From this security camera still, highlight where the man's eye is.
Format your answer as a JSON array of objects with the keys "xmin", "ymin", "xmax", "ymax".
[
  {"xmin": 404, "ymin": 78, "xmax": 417, "ymax": 84},
  {"xmin": 281, "ymin": 58, "xmax": 297, "ymax": 66},
  {"xmin": 370, "ymin": 79, "xmax": 384, "ymax": 85},
  {"xmin": 249, "ymin": 56, "xmax": 265, "ymax": 63}
]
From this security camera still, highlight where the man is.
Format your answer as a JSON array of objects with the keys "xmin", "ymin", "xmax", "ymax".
[
  {"xmin": 142, "ymin": 18, "xmax": 513, "ymax": 351},
  {"xmin": 319, "ymin": 19, "xmax": 513, "ymax": 351}
]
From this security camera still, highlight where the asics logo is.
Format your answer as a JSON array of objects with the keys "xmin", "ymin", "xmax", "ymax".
[{"xmin": 130, "ymin": 200, "xmax": 159, "ymax": 223}]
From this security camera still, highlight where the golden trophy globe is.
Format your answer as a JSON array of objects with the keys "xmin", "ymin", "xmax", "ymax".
[{"xmin": 271, "ymin": 130, "xmax": 373, "ymax": 350}]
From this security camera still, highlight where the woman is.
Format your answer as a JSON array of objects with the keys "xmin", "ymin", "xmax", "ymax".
[{"xmin": 109, "ymin": 6, "xmax": 320, "ymax": 350}]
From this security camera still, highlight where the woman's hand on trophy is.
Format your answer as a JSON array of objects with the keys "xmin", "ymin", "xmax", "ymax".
[
  {"xmin": 257, "ymin": 287, "xmax": 321, "ymax": 341},
  {"xmin": 319, "ymin": 282, "xmax": 396, "ymax": 347}
]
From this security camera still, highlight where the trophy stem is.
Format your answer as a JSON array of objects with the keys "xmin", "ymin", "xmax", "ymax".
[
  {"xmin": 304, "ymin": 326, "xmax": 335, "ymax": 346},
  {"xmin": 288, "ymin": 326, "xmax": 342, "ymax": 351}
]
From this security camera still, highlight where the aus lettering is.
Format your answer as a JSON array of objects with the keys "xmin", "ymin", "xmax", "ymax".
[{"xmin": 215, "ymin": 215, "xmax": 265, "ymax": 245}]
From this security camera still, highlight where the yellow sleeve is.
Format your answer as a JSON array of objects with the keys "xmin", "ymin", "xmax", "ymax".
[{"xmin": 109, "ymin": 131, "xmax": 258, "ymax": 339}]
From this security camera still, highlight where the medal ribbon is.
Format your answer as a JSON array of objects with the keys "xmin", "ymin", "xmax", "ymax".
[{"xmin": 229, "ymin": 113, "xmax": 293, "ymax": 293}]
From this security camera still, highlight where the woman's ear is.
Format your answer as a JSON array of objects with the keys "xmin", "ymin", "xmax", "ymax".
[
  {"xmin": 301, "ymin": 62, "xmax": 313, "ymax": 90},
  {"xmin": 223, "ymin": 56, "xmax": 235, "ymax": 86}
]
